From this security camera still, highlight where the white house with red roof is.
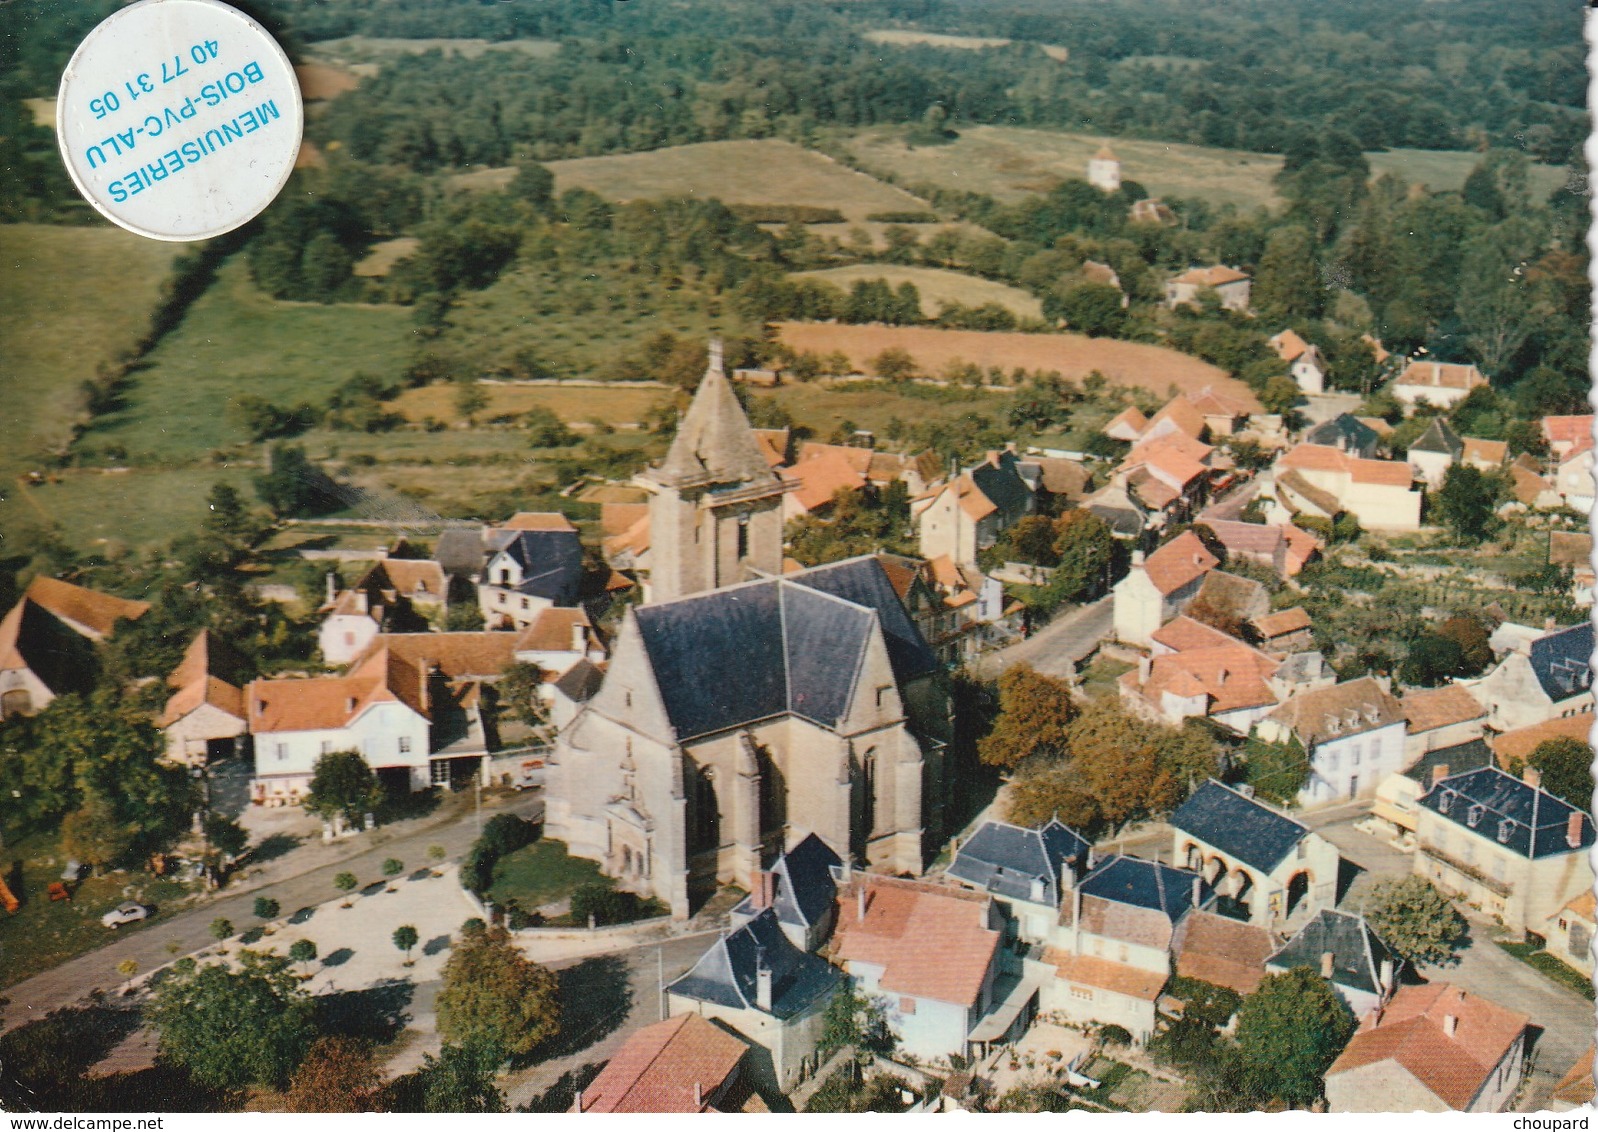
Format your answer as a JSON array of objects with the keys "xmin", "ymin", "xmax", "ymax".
[
  {"xmin": 1542, "ymin": 414, "xmax": 1594, "ymax": 459},
  {"xmin": 1165, "ymin": 265, "xmax": 1251, "ymax": 312},
  {"xmin": 913, "ymin": 450, "xmax": 1035, "ymax": 568},
  {"xmin": 573, "ymin": 1013, "xmax": 755, "ymax": 1113},
  {"xmin": 1324, "ymin": 982, "xmax": 1529, "ymax": 1112},
  {"xmin": 1111, "ymin": 531, "xmax": 1218, "ymax": 646},
  {"xmin": 1268, "ymin": 443, "xmax": 1421, "ymax": 531},
  {"xmin": 1391, "ymin": 359, "xmax": 1488, "ymax": 408},
  {"xmin": 1268, "ymin": 329, "xmax": 1327, "ymax": 395}
]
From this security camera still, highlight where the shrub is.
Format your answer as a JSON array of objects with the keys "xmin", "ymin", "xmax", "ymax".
[
  {"xmin": 569, "ymin": 884, "xmax": 641, "ymax": 927},
  {"xmin": 462, "ymin": 843, "xmax": 497, "ymax": 895},
  {"xmin": 1097, "ymin": 1023, "xmax": 1132, "ymax": 1047},
  {"xmin": 209, "ymin": 918, "xmax": 234, "ymax": 942},
  {"xmin": 481, "ymin": 814, "xmax": 536, "ymax": 857},
  {"xmin": 254, "ymin": 897, "xmax": 280, "ymax": 920},
  {"xmin": 382, "ymin": 858, "xmax": 405, "ymax": 878}
]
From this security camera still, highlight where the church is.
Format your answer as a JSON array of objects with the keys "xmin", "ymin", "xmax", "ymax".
[{"xmin": 544, "ymin": 346, "xmax": 952, "ymax": 918}]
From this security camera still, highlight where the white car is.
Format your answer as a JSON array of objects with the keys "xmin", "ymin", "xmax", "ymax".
[{"xmin": 101, "ymin": 902, "xmax": 149, "ymax": 928}]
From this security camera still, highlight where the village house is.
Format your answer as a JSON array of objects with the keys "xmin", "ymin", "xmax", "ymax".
[
  {"xmin": 1548, "ymin": 530, "xmax": 1595, "ymax": 606},
  {"xmin": 1544, "ymin": 889, "xmax": 1594, "ymax": 977},
  {"xmin": 1116, "ymin": 429, "xmax": 1223, "ymax": 526},
  {"xmin": 913, "ymin": 450, "xmax": 1035, "ymax": 567},
  {"xmin": 1413, "ymin": 764, "xmax": 1595, "ymax": 936},
  {"xmin": 1102, "ymin": 405, "xmax": 1149, "ymax": 443},
  {"xmin": 728, "ymin": 833, "xmax": 842, "ymax": 953},
  {"xmin": 1251, "ymin": 607, "xmax": 1315, "ymax": 655},
  {"xmin": 601, "ymin": 501, "xmax": 652, "ymax": 583},
  {"xmin": 1198, "ymin": 520, "xmax": 1301, "ymax": 580},
  {"xmin": 1553, "ymin": 436, "xmax": 1594, "ymax": 514},
  {"xmin": 319, "ymin": 562, "xmax": 433, "ymax": 666},
  {"xmin": 545, "ymin": 552, "xmax": 951, "ymax": 918},
  {"xmin": 1043, "ymin": 856, "xmax": 1214, "ymax": 1043},
  {"xmin": 1164, "ymin": 265, "xmax": 1251, "ymax": 312},
  {"xmin": 1255, "ymin": 676, "xmax": 1408, "ymax": 805},
  {"xmin": 778, "ymin": 443, "xmax": 874, "ymax": 521},
  {"xmin": 1119, "ymin": 633, "xmax": 1281, "ymax": 732},
  {"xmin": 1268, "ymin": 329, "xmax": 1327, "ymax": 395},
  {"xmin": 1185, "ymin": 386, "xmax": 1257, "ymax": 437},
  {"xmin": 1080, "ymin": 259, "xmax": 1128, "ymax": 306},
  {"xmin": 475, "ymin": 521, "xmax": 586, "ymax": 632},
  {"xmin": 247, "ymin": 647, "xmax": 433, "ymax": 805},
  {"xmin": 1460, "ymin": 619, "xmax": 1593, "ymax": 732},
  {"xmin": 829, "ymin": 874, "xmax": 1007, "ymax": 1062},
  {"xmin": 946, "ymin": 818, "xmax": 1093, "ymax": 946},
  {"xmin": 1460, "ymin": 436, "xmax": 1508, "ymax": 474},
  {"xmin": 1549, "ymin": 1048, "xmax": 1597, "ymax": 1112},
  {"xmin": 1541, "ymin": 414, "xmax": 1594, "ymax": 460},
  {"xmin": 1391, "ymin": 360, "xmax": 1488, "ymax": 408},
  {"xmin": 1400, "ymin": 684, "xmax": 1487, "ymax": 762},
  {"xmin": 1128, "ymin": 198, "xmax": 1177, "ymax": 226},
  {"xmin": 1170, "ymin": 910, "xmax": 1273, "ymax": 996},
  {"xmin": 0, "ymin": 577, "xmax": 147, "ymax": 719},
  {"xmin": 1111, "ymin": 530, "xmax": 1218, "ymax": 646},
  {"xmin": 1324, "ymin": 983, "xmax": 1529, "ymax": 1113},
  {"xmin": 1268, "ymin": 443, "xmax": 1422, "ymax": 532},
  {"xmin": 573, "ymin": 1013, "xmax": 758, "ymax": 1113},
  {"xmin": 1171, "ymin": 780, "xmax": 1339, "ymax": 927},
  {"xmin": 1506, "ymin": 452, "xmax": 1562, "ymax": 511},
  {"xmin": 1265, "ymin": 909, "xmax": 1400, "ymax": 1017},
  {"xmin": 1406, "ymin": 418, "xmax": 1463, "ymax": 490},
  {"xmin": 1086, "ymin": 143, "xmax": 1120, "ymax": 192},
  {"xmin": 1490, "ymin": 713, "xmax": 1592, "ymax": 771},
  {"xmin": 1369, "ymin": 739, "xmax": 1495, "ymax": 844},
  {"xmin": 1304, "ymin": 413, "xmax": 1381, "ymax": 459},
  {"xmin": 510, "ymin": 606, "xmax": 608, "ymax": 678},
  {"xmin": 667, "ymin": 904, "xmax": 843, "ymax": 1094},
  {"xmin": 158, "ymin": 630, "xmax": 248, "ymax": 767}
]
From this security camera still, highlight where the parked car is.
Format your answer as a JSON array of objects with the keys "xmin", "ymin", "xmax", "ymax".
[{"xmin": 101, "ymin": 902, "xmax": 149, "ymax": 928}]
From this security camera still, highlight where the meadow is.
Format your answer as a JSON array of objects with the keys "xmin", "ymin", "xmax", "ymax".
[
  {"xmin": 18, "ymin": 467, "xmax": 255, "ymax": 554},
  {"xmin": 755, "ymin": 380, "xmax": 1012, "ymax": 442},
  {"xmin": 791, "ymin": 264, "xmax": 1044, "ymax": 320},
  {"xmin": 774, "ymin": 322, "xmax": 1251, "ymax": 406},
  {"xmin": 386, "ymin": 383, "xmax": 674, "ymax": 426}
]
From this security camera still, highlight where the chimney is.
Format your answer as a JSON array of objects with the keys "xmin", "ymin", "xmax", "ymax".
[
  {"xmin": 1138, "ymin": 654, "xmax": 1152, "ymax": 683},
  {"xmin": 1059, "ymin": 859, "xmax": 1074, "ymax": 894},
  {"xmin": 1192, "ymin": 876, "xmax": 1202, "ymax": 905},
  {"xmin": 1320, "ymin": 951, "xmax": 1334, "ymax": 979},
  {"xmin": 326, "ymin": 571, "xmax": 337, "ymax": 605},
  {"xmin": 751, "ymin": 870, "xmax": 774, "ymax": 911},
  {"xmin": 574, "ymin": 1089, "xmax": 583, "ymax": 1114},
  {"xmin": 1442, "ymin": 1013, "xmax": 1458, "ymax": 1039},
  {"xmin": 572, "ymin": 621, "xmax": 587, "ymax": 654},
  {"xmin": 692, "ymin": 1081, "xmax": 703, "ymax": 1109},
  {"xmin": 1431, "ymin": 763, "xmax": 1450, "ymax": 787},
  {"xmin": 417, "ymin": 657, "xmax": 430, "ymax": 714},
  {"xmin": 1567, "ymin": 811, "xmax": 1584, "ymax": 849},
  {"xmin": 1522, "ymin": 766, "xmax": 1542, "ymax": 789},
  {"xmin": 355, "ymin": 590, "xmax": 369, "ymax": 614},
  {"xmin": 755, "ymin": 957, "xmax": 773, "ymax": 1012},
  {"xmin": 1379, "ymin": 957, "xmax": 1394, "ymax": 993}
]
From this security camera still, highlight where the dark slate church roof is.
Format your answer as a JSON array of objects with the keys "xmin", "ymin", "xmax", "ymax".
[
  {"xmin": 730, "ymin": 833, "xmax": 843, "ymax": 931},
  {"xmin": 1528, "ymin": 621, "xmax": 1593, "ymax": 703},
  {"xmin": 946, "ymin": 819, "xmax": 1092, "ymax": 907},
  {"xmin": 1078, "ymin": 855, "xmax": 1212, "ymax": 922},
  {"xmin": 1404, "ymin": 738, "xmax": 1493, "ymax": 785},
  {"xmin": 667, "ymin": 907, "xmax": 843, "ymax": 1019},
  {"xmin": 1419, "ymin": 766, "xmax": 1595, "ymax": 859},
  {"xmin": 633, "ymin": 559, "xmax": 938, "ymax": 741},
  {"xmin": 495, "ymin": 529, "xmax": 584, "ymax": 604},
  {"xmin": 1267, "ymin": 909, "xmax": 1397, "ymax": 996},
  {"xmin": 1171, "ymin": 780, "xmax": 1310, "ymax": 873}
]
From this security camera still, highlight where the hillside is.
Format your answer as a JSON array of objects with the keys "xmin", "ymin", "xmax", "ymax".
[{"xmin": 792, "ymin": 265, "xmax": 1044, "ymax": 321}]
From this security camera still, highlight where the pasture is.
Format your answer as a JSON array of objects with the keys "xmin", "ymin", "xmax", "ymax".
[
  {"xmin": 82, "ymin": 257, "xmax": 414, "ymax": 464},
  {"xmin": 18, "ymin": 467, "xmax": 255, "ymax": 553},
  {"xmin": 1367, "ymin": 148, "xmax": 1568, "ymax": 199},
  {"xmin": 544, "ymin": 139, "xmax": 932, "ymax": 222},
  {"xmin": 792, "ymin": 265, "xmax": 1044, "ymax": 320},
  {"xmin": 354, "ymin": 237, "xmax": 422, "ymax": 278},
  {"xmin": 387, "ymin": 383, "xmax": 674, "ymax": 426},
  {"xmin": 757, "ymin": 380, "xmax": 1011, "ymax": 441},
  {"xmin": 774, "ymin": 322, "xmax": 1255, "ymax": 408},
  {"xmin": 0, "ymin": 224, "xmax": 180, "ymax": 508},
  {"xmin": 294, "ymin": 62, "xmax": 361, "ymax": 101}
]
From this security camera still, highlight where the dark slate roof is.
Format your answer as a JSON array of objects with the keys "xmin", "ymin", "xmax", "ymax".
[
  {"xmin": 1419, "ymin": 766, "xmax": 1595, "ymax": 859},
  {"xmin": 946, "ymin": 819, "xmax": 1092, "ymax": 907},
  {"xmin": 1404, "ymin": 738, "xmax": 1493, "ymax": 785},
  {"xmin": 1171, "ymin": 780, "xmax": 1310, "ymax": 873},
  {"xmin": 1304, "ymin": 414, "xmax": 1379, "ymax": 459},
  {"xmin": 1408, "ymin": 418, "xmax": 1463, "ymax": 457},
  {"xmin": 1078, "ymin": 855, "xmax": 1212, "ymax": 922},
  {"xmin": 971, "ymin": 452, "xmax": 1034, "ymax": 518},
  {"xmin": 1267, "ymin": 909, "xmax": 1397, "ymax": 996},
  {"xmin": 1528, "ymin": 621, "xmax": 1593, "ymax": 703},
  {"xmin": 787, "ymin": 556, "xmax": 939, "ymax": 687},
  {"xmin": 436, "ymin": 529, "xmax": 487, "ymax": 578},
  {"xmin": 499, "ymin": 529, "xmax": 584, "ymax": 604},
  {"xmin": 552, "ymin": 657, "xmax": 605, "ymax": 703},
  {"xmin": 667, "ymin": 907, "xmax": 843, "ymax": 1019},
  {"xmin": 731, "ymin": 833, "xmax": 843, "ymax": 930}
]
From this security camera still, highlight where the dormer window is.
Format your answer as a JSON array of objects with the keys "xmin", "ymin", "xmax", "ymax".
[
  {"xmin": 1497, "ymin": 819, "xmax": 1514, "ymax": 844},
  {"xmin": 1466, "ymin": 804, "xmax": 1484, "ymax": 828},
  {"xmin": 1439, "ymin": 790, "xmax": 1454, "ymax": 814}
]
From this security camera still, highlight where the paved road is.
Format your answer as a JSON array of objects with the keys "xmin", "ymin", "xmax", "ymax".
[
  {"xmin": 0, "ymin": 789, "xmax": 543, "ymax": 1033},
  {"xmin": 974, "ymin": 595, "xmax": 1114, "ymax": 680}
]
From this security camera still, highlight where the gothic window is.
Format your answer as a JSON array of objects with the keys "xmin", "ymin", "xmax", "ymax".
[
  {"xmin": 690, "ymin": 764, "xmax": 719, "ymax": 854},
  {"xmin": 737, "ymin": 513, "xmax": 750, "ymax": 560}
]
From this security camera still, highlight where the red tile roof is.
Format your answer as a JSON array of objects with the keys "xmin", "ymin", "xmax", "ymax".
[
  {"xmin": 752, "ymin": 428, "xmax": 790, "ymax": 467},
  {"xmin": 379, "ymin": 559, "xmax": 447, "ymax": 598},
  {"xmin": 1551, "ymin": 1046, "xmax": 1595, "ymax": 1108},
  {"xmin": 579, "ymin": 1013, "xmax": 749, "ymax": 1113},
  {"xmin": 1172, "ymin": 910, "xmax": 1274, "ymax": 995},
  {"xmin": 1460, "ymin": 437, "xmax": 1507, "ymax": 466},
  {"xmin": 356, "ymin": 631, "xmax": 521, "ymax": 679},
  {"xmin": 1045, "ymin": 951, "xmax": 1166, "ymax": 1001},
  {"xmin": 1173, "ymin": 265, "xmax": 1249, "ymax": 287},
  {"xmin": 1491, "ymin": 714, "xmax": 1594, "ymax": 767},
  {"xmin": 1543, "ymin": 415, "xmax": 1595, "ymax": 450},
  {"xmin": 1103, "ymin": 406, "xmax": 1148, "ymax": 440},
  {"xmin": 1269, "ymin": 329, "xmax": 1311, "ymax": 364},
  {"xmin": 159, "ymin": 675, "xmax": 245, "ymax": 728},
  {"xmin": 1252, "ymin": 607, "xmax": 1311, "ymax": 639},
  {"xmin": 1145, "ymin": 397, "xmax": 1208, "ymax": 441},
  {"xmin": 24, "ymin": 576, "xmax": 149, "ymax": 639},
  {"xmin": 1326, "ymin": 982, "xmax": 1528, "ymax": 1111},
  {"xmin": 781, "ymin": 445, "xmax": 871, "ymax": 513},
  {"xmin": 515, "ymin": 607, "xmax": 600, "ymax": 654},
  {"xmin": 1132, "ymin": 642, "xmax": 1281, "ymax": 715},
  {"xmin": 247, "ymin": 647, "xmax": 427, "ymax": 733},
  {"xmin": 1152, "ymin": 615, "xmax": 1238, "ymax": 654},
  {"xmin": 1396, "ymin": 361, "xmax": 1487, "ymax": 392},
  {"xmin": 501, "ymin": 512, "xmax": 576, "ymax": 532},
  {"xmin": 1401, "ymin": 685, "xmax": 1485, "ymax": 735},
  {"xmin": 832, "ymin": 876, "xmax": 999, "ymax": 1008},
  {"xmin": 1143, "ymin": 531, "xmax": 1219, "ymax": 596},
  {"xmin": 1349, "ymin": 457, "xmax": 1416, "ymax": 488}
]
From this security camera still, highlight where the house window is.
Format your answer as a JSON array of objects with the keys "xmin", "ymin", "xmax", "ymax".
[
  {"xmin": 275, "ymin": 743, "xmax": 288, "ymax": 761},
  {"xmin": 1071, "ymin": 986, "xmax": 1093, "ymax": 1001},
  {"xmin": 898, "ymin": 997, "xmax": 917, "ymax": 1016},
  {"xmin": 521, "ymin": 598, "xmax": 529, "ymax": 610},
  {"xmin": 497, "ymin": 593, "xmax": 506, "ymax": 606},
  {"xmin": 399, "ymin": 736, "xmax": 412, "ymax": 754},
  {"xmin": 1117, "ymin": 944, "xmax": 1129, "ymax": 963},
  {"xmin": 321, "ymin": 740, "xmax": 333, "ymax": 756},
  {"xmin": 1327, "ymin": 752, "xmax": 1339, "ymax": 772},
  {"xmin": 737, "ymin": 513, "xmax": 750, "ymax": 560},
  {"xmin": 1351, "ymin": 745, "xmax": 1361, "ymax": 767}
]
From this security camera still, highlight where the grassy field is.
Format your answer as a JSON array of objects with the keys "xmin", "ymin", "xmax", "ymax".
[
  {"xmin": 20, "ymin": 467, "xmax": 256, "ymax": 554},
  {"xmin": 775, "ymin": 321, "xmax": 1253, "ymax": 407},
  {"xmin": 387, "ymin": 383, "xmax": 674, "ymax": 426},
  {"xmin": 864, "ymin": 29, "xmax": 1012, "ymax": 49},
  {"xmin": 0, "ymin": 224, "xmax": 182, "ymax": 539},
  {"xmin": 83, "ymin": 257, "xmax": 415, "ymax": 465},
  {"xmin": 792, "ymin": 264, "xmax": 1044, "ymax": 320},
  {"xmin": 755, "ymin": 380, "xmax": 1010, "ymax": 440},
  {"xmin": 849, "ymin": 125, "xmax": 1569, "ymax": 209},
  {"xmin": 294, "ymin": 62, "xmax": 361, "ymax": 101},
  {"xmin": 545, "ymin": 139, "xmax": 932, "ymax": 222},
  {"xmin": 486, "ymin": 839, "xmax": 613, "ymax": 911}
]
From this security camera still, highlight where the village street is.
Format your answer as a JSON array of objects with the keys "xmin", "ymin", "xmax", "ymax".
[{"xmin": 974, "ymin": 594, "xmax": 1113, "ymax": 680}]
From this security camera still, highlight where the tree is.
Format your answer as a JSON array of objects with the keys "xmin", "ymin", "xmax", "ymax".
[
  {"xmin": 59, "ymin": 790, "xmax": 135, "ymax": 874},
  {"xmin": 1398, "ymin": 635, "xmax": 1466, "ymax": 687},
  {"xmin": 435, "ymin": 923, "xmax": 560, "ymax": 1061},
  {"xmin": 525, "ymin": 406, "xmax": 576, "ymax": 447},
  {"xmin": 508, "ymin": 161, "xmax": 554, "ymax": 210},
  {"xmin": 569, "ymin": 883, "xmax": 643, "ymax": 926},
  {"xmin": 454, "ymin": 381, "xmax": 489, "ymax": 422},
  {"xmin": 383, "ymin": 857, "xmax": 405, "ymax": 880},
  {"xmin": 1065, "ymin": 696, "xmax": 1180, "ymax": 827},
  {"xmin": 996, "ymin": 515, "xmax": 1061, "ymax": 567},
  {"xmin": 817, "ymin": 983, "xmax": 895, "ymax": 1057},
  {"xmin": 334, "ymin": 873, "xmax": 359, "ymax": 906},
  {"xmin": 303, "ymin": 751, "xmax": 381, "ymax": 827},
  {"xmin": 288, "ymin": 938, "xmax": 318, "ymax": 976},
  {"xmin": 497, "ymin": 662, "xmax": 550, "ymax": 727},
  {"xmin": 869, "ymin": 347, "xmax": 917, "ymax": 382},
  {"xmin": 1254, "ymin": 226, "xmax": 1323, "ymax": 321},
  {"xmin": 406, "ymin": 1041, "xmax": 505, "ymax": 1113},
  {"xmin": 977, "ymin": 664, "xmax": 1077, "ymax": 769},
  {"xmin": 394, "ymin": 924, "xmax": 420, "ymax": 965},
  {"xmin": 1360, "ymin": 876, "xmax": 1466, "ymax": 966},
  {"xmin": 209, "ymin": 918, "xmax": 234, "ymax": 943},
  {"xmin": 1050, "ymin": 282, "xmax": 1126, "ymax": 337},
  {"xmin": 1233, "ymin": 968, "xmax": 1355, "ymax": 1108},
  {"xmin": 1436, "ymin": 616, "xmax": 1493, "ymax": 675},
  {"xmin": 1050, "ymin": 509, "xmax": 1119, "ymax": 601},
  {"xmin": 150, "ymin": 951, "xmax": 315, "ymax": 1090},
  {"xmin": 254, "ymin": 896, "xmax": 280, "ymax": 921},
  {"xmin": 1259, "ymin": 374, "xmax": 1303, "ymax": 418},
  {"xmin": 203, "ymin": 813, "xmax": 248, "ymax": 859},
  {"xmin": 286, "ymin": 1036, "xmax": 382, "ymax": 1113},
  {"xmin": 255, "ymin": 444, "xmax": 338, "ymax": 518},
  {"xmin": 1004, "ymin": 761, "xmax": 1101, "ymax": 831},
  {"xmin": 1434, "ymin": 463, "xmax": 1498, "ymax": 544},
  {"xmin": 1526, "ymin": 737, "xmax": 1594, "ymax": 810}
]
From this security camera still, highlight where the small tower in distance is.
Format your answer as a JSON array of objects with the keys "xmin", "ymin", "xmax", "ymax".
[{"xmin": 1088, "ymin": 143, "xmax": 1121, "ymax": 192}]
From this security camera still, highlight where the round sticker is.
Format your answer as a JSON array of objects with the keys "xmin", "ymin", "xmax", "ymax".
[{"xmin": 56, "ymin": 0, "xmax": 304, "ymax": 242}]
